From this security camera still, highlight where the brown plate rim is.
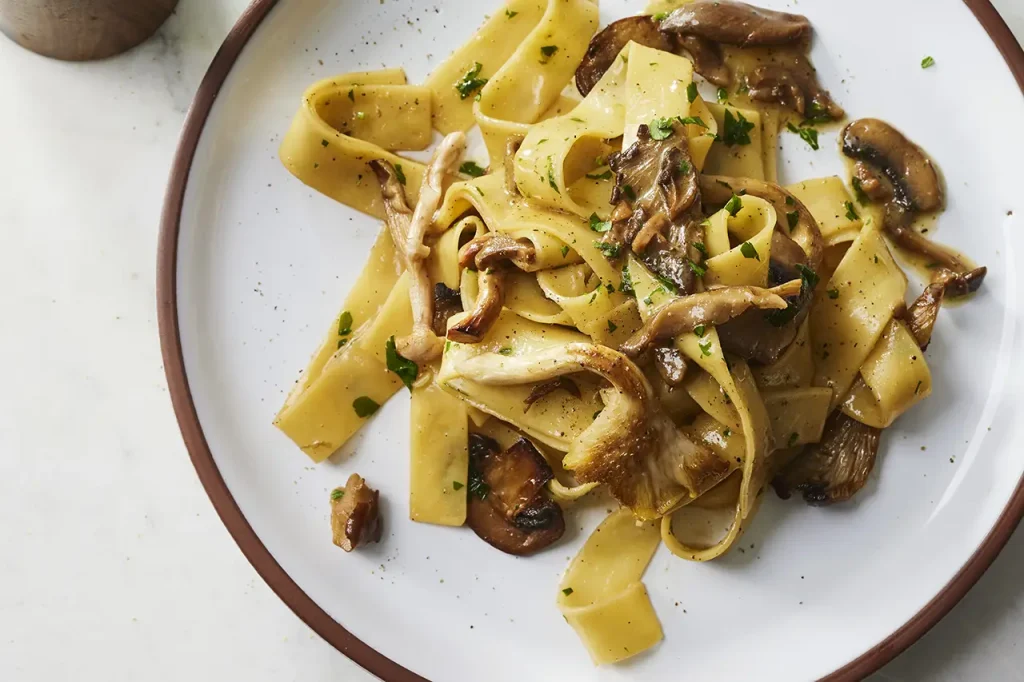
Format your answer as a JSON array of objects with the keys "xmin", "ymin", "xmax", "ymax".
[{"xmin": 156, "ymin": 2, "xmax": 1024, "ymax": 681}]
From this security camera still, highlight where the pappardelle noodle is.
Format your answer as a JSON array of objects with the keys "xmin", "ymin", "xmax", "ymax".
[{"xmin": 274, "ymin": 0, "xmax": 986, "ymax": 665}]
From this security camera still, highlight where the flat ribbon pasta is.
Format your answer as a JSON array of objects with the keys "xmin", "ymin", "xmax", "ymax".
[
  {"xmin": 558, "ymin": 508, "xmax": 663, "ymax": 665},
  {"xmin": 280, "ymin": 69, "xmax": 432, "ymax": 218}
]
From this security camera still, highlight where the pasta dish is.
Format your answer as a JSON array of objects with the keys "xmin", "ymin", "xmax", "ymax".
[{"xmin": 272, "ymin": 0, "xmax": 986, "ymax": 664}]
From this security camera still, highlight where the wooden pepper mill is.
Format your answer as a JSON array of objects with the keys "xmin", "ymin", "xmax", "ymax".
[{"xmin": 0, "ymin": 0, "xmax": 180, "ymax": 61}]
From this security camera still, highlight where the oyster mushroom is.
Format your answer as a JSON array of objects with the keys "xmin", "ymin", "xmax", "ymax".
[
  {"xmin": 503, "ymin": 135, "xmax": 524, "ymax": 196},
  {"xmin": 605, "ymin": 124, "xmax": 704, "ymax": 294},
  {"xmin": 465, "ymin": 434, "xmax": 565, "ymax": 555},
  {"xmin": 369, "ymin": 131, "xmax": 466, "ymax": 364},
  {"xmin": 523, "ymin": 377, "xmax": 581, "ymax": 412},
  {"xmin": 659, "ymin": 0, "xmax": 812, "ymax": 47},
  {"xmin": 903, "ymin": 266, "xmax": 988, "ymax": 349},
  {"xmin": 452, "ymin": 343, "xmax": 730, "ymax": 520},
  {"xmin": 330, "ymin": 474, "xmax": 383, "ymax": 552},
  {"xmin": 446, "ymin": 232, "xmax": 538, "ymax": 343},
  {"xmin": 676, "ymin": 34, "xmax": 731, "ymax": 87},
  {"xmin": 620, "ymin": 280, "xmax": 802, "ymax": 357},
  {"xmin": 773, "ymin": 411, "xmax": 881, "ymax": 505}
]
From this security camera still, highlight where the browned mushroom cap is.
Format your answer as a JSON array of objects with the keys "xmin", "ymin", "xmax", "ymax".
[
  {"xmin": 936, "ymin": 266, "xmax": 986, "ymax": 298},
  {"xmin": 676, "ymin": 34, "xmax": 731, "ymax": 87},
  {"xmin": 841, "ymin": 119, "xmax": 943, "ymax": 213},
  {"xmin": 465, "ymin": 434, "xmax": 564, "ymax": 556},
  {"xmin": 523, "ymin": 377, "xmax": 581, "ymax": 412},
  {"xmin": 773, "ymin": 411, "xmax": 881, "ymax": 505},
  {"xmin": 447, "ymin": 269, "xmax": 504, "ymax": 344},
  {"xmin": 575, "ymin": 15, "xmax": 674, "ymax": 97},
  {"xmin": 619, "ymin": 280, "xmax": 801, "ymax": 357},
  {"xmin": 747, "ymin": 55, "xmax": 845, "ymax": 120},
  {"xmin": 460, "ymin": 232, "xmax": 537, "ymax": 272},
  {"xmin": 659, "ymin": 0, "xmax": 811, "ymax": 47},
  {"xmin": 431, "ymin": 283, "xmax": 463, "ymax": 337},
  {"xmin": 330, "ymin": 474, "xmax": 383, "ymax": 552}
]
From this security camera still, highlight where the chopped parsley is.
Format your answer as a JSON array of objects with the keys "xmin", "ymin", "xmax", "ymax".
[
  {"xmin": 594, "ymin": 241, "xmax": 621, "ymax": 258},
  {"xmin": 785, "ymin": 194, "xmax": 795, "ymax": 206},
  {"xmin": 385, "ymin": 335, "xmax": 419, "ymax": 388},
  {"xmin": 562, "ymin": 587, "xmax": 575, "ymax": 596},
  {"xmin": 787, "ymin": 121, "xmax": 819, "ymax": 150},
  {"xmin": 352, "ymin": 396, "xmax": 380, "ymax": 418},
  {"xmin": 694, "ymin": 242, "xmax": 708, "ymax": 258},
  {"xmin": 452, "ymin": 481, "xmax": 465, "ymax": 490},
  {"xmin": 321, "ymin": 139, "xmax": 329, "ymax": 147},
  {"xmin": 699, "ymin": 338, "xmax": 713, "ymax": 357},
  {"xmin": 722, "ymin": 109, "xmax": 755, "ymax": 146},
  {"xmin": 678, "ymin": 160, "xmax": 691, "ymax": 175},
  {"xmin": 498, "ymin": 347, "xmax": 513, "ymax": 356},
  {"xmin": 605, "ymin": 283, "xmax": 615, "ymax": 294},
  {"xmin": 540, "ymin": 45, "xmax": 559, "ymax": 62},
  {"xmin": 787, "ymin": 210, "xmax": 799, "ymax": 231},
  {"xmin": 546, "ymin": 156, "xmax": 560, "ymax": 193},
  {"xmin": 586, "ymin": 169, "xmax": 613, "ymax": 180},
  {"xmin": 844, "ymin": 201, "xmax": 859, "ymax": 221},
  {"xmin": 827, "ymin": 288, "xmax": 839, "ymax": 299},
  {"xmin": 693, "ymin": 324, "xmax": 706, "ymax": 337},
  {"xmin": 455, "ymin": 62, "xmax": 487, "ymax": 100},
  {"xmin": 330, "ymin": 489, "xmax": 345, "ymax": 501},
  {"xmin": 622, "ymin": 184, "xmax": 637, "ymax": 201},
  {"xmin": 724, "ymin": 194, "xmax": 743, "ymax": 217},
  {"xmin": 851, "ymin": 177, "xmax": 869, "ymax": 204},
  {"xmin": 652, "ymin": 11, "xmax": 669, "ymax": 22},
  {"xmin": 676, "ymin": 115, "xmax": 708, "ymax": 129},
  {"xmin": 459, "ymin": 161, "xmax": 486, "ymax": 177},
  {"xmin": 687, "ymin": 259, "xmax": 707, "ymax": 277},
  {"xmin": 740, "ymin": 241, "xmax": 760, "ymax": 261},
  {"xmin": 592, "ymin": 409, "xmax": 603, "ymax": 420},
  {"xmin": 687, "ymin": 81, "xmax": 698, "ymax": 104},
  {"xmin": 347, "ymin": 89, "xmax": 355, "ymax": 102},
  {"xmin": 921, "ymin": 56, "xmax": 935, "ymax": 69},
  {"xmin": 716, "ymin": 87, "xmax": 728, "ymax": 103},
  {"xmin": 649, "ymin": 116, "xmax": 676, "ymax": 140},
  {"xmin": 722, "ymin": 428, "xmax": 732, "ymax": 437},
  {"xmin": 338, "ymin": 311, "xmax": 353, "ymax": 337},
  {"xmin": 607, "ymin": 320, "xmax": 618, "ymax": 333},
  {"xmin": 796, "ymin": 263, "xmax": 820, "ymax": 290},
  {"xmin": 619, "ymin": 266, "xmax": 635, "ymax": 294},
  {"xmin": 505, "ymin": 9, "xmax": 518, "ymax": 18},
  {"xmin": 589, "ymin": 213, "xmax": 612, "ymax": 233},
  {"xmin": 394, "ymin": 164, "xmax": 407, "ymax": 186},
  {"xmin": 561, "ymin": 245, "xmax": 570, "ymax": 257}
]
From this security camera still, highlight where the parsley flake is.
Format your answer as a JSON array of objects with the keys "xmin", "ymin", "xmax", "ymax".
[
  {"xmin": 740, "ymin": 241, "xmax": 760, "ymax": 261},
  {"xmin": 619, "ymin": 266, "xmax": 635, "ymax": 294},
  {"xmin": 699, "ymin": 338, "xmax": 712, "ymax": 357},
  {"xmin": 693, "ymin": 324, "xmax": 706, "ymax": 337},
  {"xmin": 589, "ymin": 213, "xmax": 612, "ymax": 233},
  {"xmin": 385, "ymin": 336, "xmax": 419, "ymax": 388},
  {"xmin": 724, "ymin": 194, "xmax": 743, "ymax": 217},
  {"xmin": 455, "ymin": 62, "xmax": 487, "ymax": 100},
  {"xmin": 562, "ymin": 587, "xmax": 574, "ymax": 596},
  {"xmin": 787, "ymin": 121, "xmax": 819, "ymax": 150},
  {"xmin": 921, "ymin": 56, "xmax": 935, "ymax": 69},
  {"xmin": 844, "ymin": 201, "xmax": 859, "ymax": 221},
  {"xmin": 851, "ymin": 177, "xmax": 869, "ymax": 205},
  {"xmin": 677, "ymin": 115, "xmax": 708, "ymax": 129},
  {"xmin": 331, "ymin": 489, "xmax": 345, "ymax": 501},
  {"xmin": 787, "ymin": 210, "xmax": 799, "ymax": 231},
  {"xmin": 607, "ymin": 320, "xmax": 618, "ymax": 333},
  {"xmin": 594, "ymin": 241, "xmax": 621, "ymax": 258},
  {"xmin": 546, "ymin": 156, "xmax": 560, "ymax": 193},
  {"xmin": 352, "ymin": 396, "xmax": 380, "ymax": 418},
  {"xmin": 827, "ymin": 288, "xmax": 839, "ymax": 299},
  {"xmin": 459, "ymin": 161, "xmax": 486, "ymax": 177},
  {"xmin": 505, "ymin": 9, "xmax": 518, "ymax": 18},
  {"xmin": 649, "ymin": 117, "xmax": 675, "ymax": 140},
  {"xmin": 452, "ymin": 481, "xmax": 465, "ymax": 490},
  {"xmin": 394, "ymin": 164, "xmax": 406, "ymax": 186},
  {"xmin": 722, "ymin": 109, "xmax": 755, "ymax": 146},
  {"xmin": 586, "ymin": 169, "xmax": 613, "ymax": 180},
  {"xmin": 687, "ymin": 259, "xmax": 706, "ymax": 277},
  {"xmin": 687, "ymin": 81, "xmax": 698, "ymax": 104}
]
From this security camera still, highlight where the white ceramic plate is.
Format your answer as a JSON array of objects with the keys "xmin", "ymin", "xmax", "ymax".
[{"xmin": 159, "ymin": 1, "xmax": 1024, "ymax": 680}]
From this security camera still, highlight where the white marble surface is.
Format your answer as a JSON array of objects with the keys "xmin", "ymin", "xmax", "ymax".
[{"xmin": 1, "ymin": 1, "xmax": 1022, "ymax": 680}]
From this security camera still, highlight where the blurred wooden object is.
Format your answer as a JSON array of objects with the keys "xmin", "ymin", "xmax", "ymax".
[{"xmin": 0, "ymin": 0, "xmax": 180, "ymax": 61}]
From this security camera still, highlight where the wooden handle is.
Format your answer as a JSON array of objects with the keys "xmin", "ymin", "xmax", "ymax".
[{"xmin": 0, "ymin": 0, "xmax": 180, "ymax": 61}]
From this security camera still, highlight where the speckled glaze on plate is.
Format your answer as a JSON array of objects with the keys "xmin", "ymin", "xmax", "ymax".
[{"xmin": 158, "ymin": 1, "xmax": 1024, "ymax": 680}]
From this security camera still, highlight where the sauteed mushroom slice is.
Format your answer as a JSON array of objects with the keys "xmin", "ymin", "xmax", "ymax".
[
  {"xmin": 659, "ymin": 0, "xmax": 812, "ymax": 47},
  {"xmin": 841, "ymin": 119, "xmax": 942, "ymax": 213},
  {"xmin": 432, "ymin": 283, "xmax": 463, "ymax": 337},
  {"xmin": 465, "ymin": 434, "xmax": 565, "ymax": 555},
  {"xmin": 330, "ymin": 474, "xmax": 383, "ymax": 552},
  {"xmin": 575, "ymin": 15, "xmax": 674, "ymax": 96}
]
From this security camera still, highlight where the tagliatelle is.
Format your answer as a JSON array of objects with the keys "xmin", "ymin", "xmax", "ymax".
[{"xmin": 273, "ymin": 0, "xmax": 983, "ymax": 668}]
